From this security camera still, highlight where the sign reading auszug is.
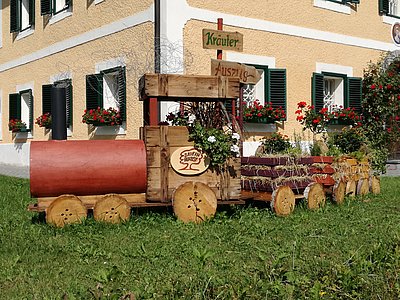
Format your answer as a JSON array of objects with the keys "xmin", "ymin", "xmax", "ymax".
[{"xmin": 202, "ymin": 29, "xmax": 243, "ymax": 52}]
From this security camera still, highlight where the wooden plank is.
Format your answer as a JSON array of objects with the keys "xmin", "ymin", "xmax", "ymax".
[
  {"xmin": 160, "ymin": 126, "xmax": 170, "ymax": 203},
  {"xmin": 241, "ymin": 168, "xmax": 309, "ymax": 178},
  {"xmin": 139, "ymin": 74, "xmax": 240, "ymax": 100},
  {"xmin": 241, "ymin": 179, "xmax": 312, "ymax": 192},
  {"xmin": 211, "ymin": 59, "xmax": 261, "ymax": 84}
]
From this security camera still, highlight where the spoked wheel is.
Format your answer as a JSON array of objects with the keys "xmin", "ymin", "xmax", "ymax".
[
  {"xmin": 304, "ymin": 182, "xmax": 326, "ymax": 210},
  {"xmin": 173, "ymin": 181, "xmax": 217, "ymax": 223},
  {"xmin": 271, "ymin": 185, "xmax": 295, "ymax": 216},
  {"xmin": 332, "ymin": 180, "xmax": 346, "ymax": 204},
  {"xmin": 93, "ymin": 194, "xmax": 131, "ymax": 223},
  {"xmin": 46, "ymin": 195, "xmax": 87, "ymax": 227}
]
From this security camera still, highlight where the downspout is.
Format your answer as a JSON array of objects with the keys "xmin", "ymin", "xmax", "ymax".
[{"xmin": 154, "ymin": 0, "xmax": 161, "ymax": 74}]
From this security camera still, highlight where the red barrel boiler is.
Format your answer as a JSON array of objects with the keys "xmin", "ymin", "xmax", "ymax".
[{"xmin": 30, "ymin": 140, "xmax": 147, "ymax": 198}]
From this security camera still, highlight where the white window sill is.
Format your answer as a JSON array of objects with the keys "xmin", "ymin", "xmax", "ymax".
[
  {"xmin": 313, "ymin": 0, "xmax": 351, "ymax": 15},
  {"xmin": 243, "ymin": 122, "xmax": 276, "ymax": 133},
  {"xmin": 382, "ymin": 15, "xmax": 400, "ymax": 25},
  {"xmin": 93, "ymin": 124, "xmax": 126, "ymax": 136},
  {"xmin": 16, "ymin": 28, "xmax": 34, "ymax": 41},
  {"xmin": 14, "ymin": 132, "xmax": 33, "ymax": 140},
  {"xmin": 49, "ymin": 11, "xmax": 72, "ymax": 25},
  {"xmin": 95, "ymin": 0, "xmax": 104, "ymax": 4}
]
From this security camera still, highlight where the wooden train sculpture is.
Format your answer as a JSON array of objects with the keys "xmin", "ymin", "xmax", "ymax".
[{"xmin": 27, "ymin": 74, "xmax": 380, "ymax": 227}]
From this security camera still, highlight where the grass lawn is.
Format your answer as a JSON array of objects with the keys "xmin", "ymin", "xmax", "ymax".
[{"xmin": 0, "ymin": 175, "xmax": 400, "ymax": 299}]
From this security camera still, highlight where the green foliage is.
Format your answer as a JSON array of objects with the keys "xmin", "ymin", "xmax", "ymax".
[
  {"xmin": 362, "ymin": 54, "xmax": 400, "ymax": 172},
  {"xmin": 2, "ymin": 176, "xmax": 400, "ymax": 299},
  {"xmin": 260, "ymin": 132, "xmax": 292, "ymax": 154},
  {"xmin": 331, "ymin": 127, "xmax": 366, "ymax": 154},
  {"xmin": 188, "ymin": 122, "xmax": 240, "ymax": 169}
]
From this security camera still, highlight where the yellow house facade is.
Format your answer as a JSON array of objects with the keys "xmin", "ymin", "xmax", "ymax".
[{"xmin": 0, "ymin": 0, "xmax": 398, "ymax": 166}]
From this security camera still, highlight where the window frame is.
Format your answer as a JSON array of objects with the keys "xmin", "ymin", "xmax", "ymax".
[
  {"xmin": 380, "ymin": 0, "xmax": 400, "ymax": 19},
  {"xmin": 86, "ymin": 66, "xmax": 126, "ymax": 122},
  {"xmin": 312, "ymin": 72, "xmax": 362, "ymax": 114},
  {"xmin": 243, "ymin": 63, "xmax": 287, "ymax": 121},
  {"xmin": 42, "ymin": 79, "xmax": 73, "ymax": 128},
  {"xmin": 9, "ymin": 88, "xmax": 33, "ymax": 132},
  {"xmin": 41, "ymin": 0, "xmax": 72, "ymax": 16},
  {"xmin": 10, "ymin": 0, "xmax": 35, "ymax": 33}
]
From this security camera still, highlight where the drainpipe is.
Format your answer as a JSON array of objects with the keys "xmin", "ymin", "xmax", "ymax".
[{"xmin": 155, "ymin": 0, "xmax": 161, "ymax": 73}]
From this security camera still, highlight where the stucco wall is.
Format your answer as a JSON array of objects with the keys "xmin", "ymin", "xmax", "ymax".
[
  {"xmin": 0, "ymin": 21, "xmax": 154, "ymax": 143},
  {"xmin": 184, "ymin": 18, "xmax": 383, "ymax": 144},
  {"xmin": 187, "ymin": 0, "xmax": 394, "ymax": 44}
]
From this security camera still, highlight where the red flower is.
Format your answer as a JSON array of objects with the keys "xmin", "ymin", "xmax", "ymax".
[
  {"xmin": 379, "ymin": 85, "xmax": 383, "ymax": 89},
  {"xmin": 312, "ymin": 119, "xmax": 320, "ymax": 124},
  {"xmin": 295, "ymin": 109, "xmax": 302, "ymax": 114},
  {"xmin": 370, "ymin": 84, "xmax": 376, "ymax": 90},
  {"xmin": 297, "ymin": 101, "xmax": 307, "ymax": 108},
  {"xmin": 296, "ymin": 115, "xmax": 304, "ymax": 121},
  {"xmin": 387, "ymin": 84, "xmax": 392, "ymax": 89}
]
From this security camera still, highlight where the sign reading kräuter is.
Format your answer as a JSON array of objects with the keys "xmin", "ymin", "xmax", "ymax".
[{"xmin": 202, "ymin": 29, "xmax": 243, "ymax": 52}]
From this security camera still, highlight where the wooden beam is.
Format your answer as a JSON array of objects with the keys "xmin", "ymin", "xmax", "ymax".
[{"xmin": 139, "ymin": 74, "xmax": 240, "ymax": 100}]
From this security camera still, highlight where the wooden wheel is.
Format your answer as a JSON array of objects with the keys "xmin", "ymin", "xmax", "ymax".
[
  {"xmin": 304, "ymin": 182, "xmax": 326, "ymax": 210},
  {"xmin": 173, "ymin": 181, "xmax": 217, "ymax": 223},
  {"xmin": 357, "ymin": 179, "xmax": 369, "ymax": 196},
  {"xmin": 93, "ymin": 194, "xmax": 131, "ymax": 223},
  {"xmin": 332, "ymin": 180, "xmax": 346, "ymax": 204},
  {"xmin": 369, "ymin": 176, "xmax": 381, "ymax": 194},
  {"xmin": 46, "ymin": 195, "xmax": 87, "ymax": 227},
  {"xmin": 345, "ymin": 180, "xmax": 357, "ymax": 198},
  {"xmin": 271, "ymin": 185, "xmax": 295, "ymax": 216}
]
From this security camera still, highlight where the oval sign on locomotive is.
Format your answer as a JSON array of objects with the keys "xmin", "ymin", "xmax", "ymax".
[{"xmin": 170, "ymin": 146, "xmax": 210, "ymax": 175}]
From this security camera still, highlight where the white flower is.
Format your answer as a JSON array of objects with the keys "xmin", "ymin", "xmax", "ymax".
[
  {"xmin": 188, "ymin": 114, "xmax": 196, "ymax": 124},
  {"xmin": 207, "ymin": 136, "xmax": 216, "ymax": 143},
  {"xmin": 231, "ymin": 144, "xmax": 240, "ymax": 154},
  {"xmin": 232, "ymin": 133, "xmax": 240, "ymax": 140}
]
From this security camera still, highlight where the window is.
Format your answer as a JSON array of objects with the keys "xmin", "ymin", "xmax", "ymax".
[
  {"xmin": 10, "ymin": 0, "xmax": 35, "ymax": 33},
  {"xmin": 86, "ymin": 66, "xmax": 126, "ymax": 121},
  {"xmin": 9, "ymin": 89, "xmax": 34, "ymax": 131},
  {"xmin": 380, "ymin": 0, "xmax": 400, "ymax": 18},
  {"xmin": 242, "ymin": 64, "xmax": 287, "ymax": 120},
  {"xmin": 41, "ymin": 0, "xmax": 72, "ymax": 16},
  {"xmin": 312, "ymin": 72, "xmax": 362, "ymax": 113},
  {"xmin": 42, "ymin": 79, "xmax": 73, "ymax": 128}
]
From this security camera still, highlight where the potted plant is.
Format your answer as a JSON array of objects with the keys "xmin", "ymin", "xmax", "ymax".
[
  {"xmin": 243, "ymin": 100, "xmax": 286, "ymax": 124},
  {"xmin": 35, "ymin": 113, "xmax": 52, "ymax": 129},
  {"xmin": 82, "ymin": 107, "xmax": 122, "ymax": 126},
  {"xmin": 8, "ymin": 119, "xmax": 28, "ymax": 133}
]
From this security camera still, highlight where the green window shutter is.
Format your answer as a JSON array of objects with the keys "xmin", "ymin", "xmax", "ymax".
[
  {"xmin": 117, "ymin": 67, "xmax": 126, "ymax": 121},
  {"xmin": 347, "ymin": 77, "xmax": 362, "ymax": 113},
  {"xmin": 267, "ymin": 69, "xmax": 287, "ymax": 120},
  {"xmin": 9, "ymin": 93, "xmax": 21, "ymax": 120},
  {"xmin": 65, "ymin": 80, "xmax": 73, "ymax": 127},
  {"xmin": 86, "ymin": 74, "xmax": 103, "ymax": 110},
  {"xmin": 10, "ymin": 0, "xmax": 20, "ymax": 33},
  {"xmin": 312, "ymin": 73, "xmax": 324, "ymax": 112},
  {"xmin": 29, "ymin": 0, "xmax": 35, "ymax": 25},
  {"xmin": 42, "ymin": 84, "xmax": 52, "ymax": 114},
  {"xmin": 379, "ymin": 0, "xmax": 389, "ymax": 14},
  {"xmin": 28, "ymin": 90, "xmax": 34, "ymax": 130},
  {"xmin": 40, "ymin": 0, "xmax": 51, "ymax": 15}
]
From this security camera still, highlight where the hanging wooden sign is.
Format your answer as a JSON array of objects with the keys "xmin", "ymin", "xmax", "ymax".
[
  {"xmin": 170, "ymin": 146, "xmax": 210, "ymax": 175},
  {"xmin": 202, "ymin": 29, "xmax": 243, "ymax": 52},
  {"xmin": 211, "ymin": 59, "xmax": 261, "ymax": 84}
]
